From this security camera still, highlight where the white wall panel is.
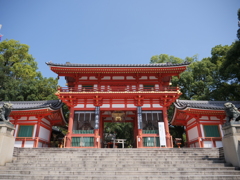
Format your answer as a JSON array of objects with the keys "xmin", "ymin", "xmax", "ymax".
[
  {"xmin": 112, "ymin": 76, "xmax": 124, "ymax": 80},
  {"xmin": 127, "ymin": 104, "xmax": 136, "ymax": 108},
  {"xmin": 38, "ymin": 142, "xmax": 43, "ymax": 148},
  {"xmin": 39, "ymin": 126, "xmax": 50, "ymax": 141},
  {"xmin": 149, "ymin": 76, "xmax": 157, "ymax": 79},
  {"xmin": 102, "ymin": 104, "xmax": 110, "ymax": 108},
  {"xmin": 24, "ymin": 141, "xmax": 34, "ymax": 148},
  {"xmin": 102, "ymin": 76, "xmax": 110, "ymax": 80},
  {"xmin": 199, "ymin": 116, "xmax": 208, "ymax": 120},
  {"xmin": 219, "ymin": 124, "xmax": 223, "ymax": 137},
  {"xmin": 75, "ymin": 104, "xmax": 84, "ymax": 108},
  {"xmin": 139, "ymin": 76, "xmax": 147, "ymax": 79},
  {"xmin": 14, "ymin": 141, "xmax": 22, "ymax": 147},
  {"xmin": 29, "ymin": 116, "xmax": 38, "ymax": 120},
  {"xmin": 187, "ymin": 118, "xmax": 196, "ymax": 126},
  {"xmin": 33, "ymin": 125, "xmax": 36, "ymax": 138},
  {"xmin": 215, "ymin": 141, "xmax": 223, "ymax": 148},
  {"xmin": 14, "ymin": 125, "xmax": 19, "ymax": 137},
  {"xmin": 210, "ymin": 116, "xmax": 220, "ymax": 120},
  {"xmin": 86, "ymin": 104, "xmax": 95, "ymax": 108},
  {"xmin": 18, "ymin": 117, "xmax": 27, "ymax": 120},
  {"xmin": 42, "ymin": 118, "xmax": 50, "ymax": 125},
  {"xmin": 112, "ymin": 104, "xmax": 125, "ymax": 108},
  {"xmin": 188, "ymin": 126, "xmax": 199, "ymax": 141},
  {"xmin": 203, "ymin": 141, "xmax": 213, "ymax": 148},
  {"xmin": 79, "ymin": 76, "xmax": 87, "ymax": 80},
  {"xmin": 89, "ymin": 76, "xmax": 97, "ymax": 80},
  {"xmin": 126, "ymin": 76, "xmax": 135, "ymax": 80},
  {"xmin": 152, "ymin": 104, "xmax": 162, "ymax": 108},
  {"xmin": 142, "ymin": 104, "xmax": 151, "ymax": 108},
  {"xmin": 200, "ymin": 124, "xmax": 204, "ymax": 138}
]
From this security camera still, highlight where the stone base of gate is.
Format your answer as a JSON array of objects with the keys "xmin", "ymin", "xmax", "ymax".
[
  {"xmin": 222, "ymin": 122, "xmax": 240, "ymax": 168},
  {"xmin": 0, "ymin": 122, "xmax": 15, "ymax": 166}
]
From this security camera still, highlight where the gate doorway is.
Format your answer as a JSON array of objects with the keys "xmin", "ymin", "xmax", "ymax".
[
  {"xmin": 100, "ymin": 110, "xmax": 137, "ymax": 148},
  {"xmin": 103, "ymin": 122, "xmax": 134, "ymax": 148}
]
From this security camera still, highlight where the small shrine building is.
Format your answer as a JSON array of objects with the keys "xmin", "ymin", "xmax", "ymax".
[
  {"xmin": 3, "ymin": 100, "xmax": 66, "ymax": 148},
  {"xmin": 171, "ymin": 100, "xmax": 240, "ymax": 148},
  {"xmin": 46, "ymin": 62, "xmax": 190, "ymax": 148}
]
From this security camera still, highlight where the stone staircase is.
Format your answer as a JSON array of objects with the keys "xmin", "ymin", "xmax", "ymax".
[{"xmin": 0, "ymin": 148, "xmax": 240, "ymax": 180}]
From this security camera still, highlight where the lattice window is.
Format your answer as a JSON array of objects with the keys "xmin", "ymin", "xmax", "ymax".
[
  {"xmin": 203, "ymin": 125, "xmax": 220, "ymax": 137},
  {"xmin": 18, "ymin": 125, "xmax": 34, "ymax": 137},
  {"xmin": 143, "ymin": 137, "xmax": 160, "ymax": 147},
  {"xmin": 72, "ymin": 137, "xmax": 94, "ymax": 147}
]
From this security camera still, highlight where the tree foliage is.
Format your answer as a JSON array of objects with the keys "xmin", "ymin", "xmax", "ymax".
[
  {"xmin": 237, "ymin": 8, "xmax": 240, "ymax": 40},
  {"xmin": 150, "ymin": 54, "xmax": 196, "ymax": 64},
  {"xmin": 0, "ymin": 39, "xmax": 58, "ymax": 101},
  {"xmin": 104, "ymin": 122, "xmax": 134, "ymax": 147},
  {"xmin": 151, "ymin": 35, "xmax": 240, "ymax": 142}
]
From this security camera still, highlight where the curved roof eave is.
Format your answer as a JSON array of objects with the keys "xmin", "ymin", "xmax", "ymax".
[
  {"xmin": 173, "ymin": 100, "xmax": 240, "ymax": 111},
  {"xmin": 46, "ymin": 61, "xmax": 191, "ymax": 68},
  {"xmin": 0, "ymin": 100, "xmax": 64, "ymax": 111}
]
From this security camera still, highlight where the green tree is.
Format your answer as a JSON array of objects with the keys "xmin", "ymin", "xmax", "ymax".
[
  {"xmin": 104, "ymin": 122, "xmax": 134, "ymax": 147},
  {"xmin": 150, "ymin": 54, "xmax": 196, "ymax": 64},
  {"xmin": 237, "ymin": 8, "xmax": 240, "ymax": 40},
  {"xmin": 0, "ymin": 39, "xmax": 58, "ymax": 101}
]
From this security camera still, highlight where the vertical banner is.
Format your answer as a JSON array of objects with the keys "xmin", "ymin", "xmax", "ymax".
[
  {"xmin": 95, "ymin": 106, "xmax": 100, "ymax": 129},
  {"xmin": 158, "ymin": 122, "xmax": 166, "ymax": 147},
  {"xmin": 137, "ymin": 106, "xmax": 142, "ymax": 129}
]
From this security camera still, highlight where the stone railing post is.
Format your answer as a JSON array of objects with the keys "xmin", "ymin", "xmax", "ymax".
[
  {"xmin": 222, "ymin": 122, "xmax": 240, "ymax": 168},
  {"xmin": 0, "ymin": 122, "xmax": 15, "ymax": 166}
]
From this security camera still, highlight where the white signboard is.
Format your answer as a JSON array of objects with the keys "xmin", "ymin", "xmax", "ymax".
[{"xmin": 158, "ymin": 122, "xmax": 166, "ymax": 147}]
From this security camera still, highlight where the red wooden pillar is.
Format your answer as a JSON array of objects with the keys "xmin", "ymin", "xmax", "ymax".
[
  {"xmin": 94, "ymin": 129, "xmax": 100, "ymax": 148},
  {"xmin": 94, "ymin": 106, "xmax": 100, "ymax": 148},
  {"xmin": 66, "ymin": 107, "xmax": 74, "ymax": 147},
  {"xmin": 163, "ymin": 106, "xmax": 171, "ymax": 147},
  {"xmin": 34, "ymin": 116, "xmax": 42, "ymax": 148},
  {"xmin": 137, "ymin": 129, "xmax": 143, "ymax": 148},
  {"xmin": 137, "ymin": 106, "xmax": 143, "ymax": 148},
  {"xmin": 196, "ymin": 119, "xmax": 203, "ymax": 148}
]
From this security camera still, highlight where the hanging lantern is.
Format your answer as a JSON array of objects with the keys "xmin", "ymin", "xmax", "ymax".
[{"xmin": 112, "ymin": 111, "xmax": 125, "ymax": 121}]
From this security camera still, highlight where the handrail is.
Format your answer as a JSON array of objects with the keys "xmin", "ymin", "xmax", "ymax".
[{"xmin": 58, "ymin": 86, "xmax": 179, "ymax": 93}]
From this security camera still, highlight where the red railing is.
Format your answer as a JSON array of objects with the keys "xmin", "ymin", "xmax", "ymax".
[{"xmin": 59, "ymin": 86, "xmax": 179, "ymax": 93}]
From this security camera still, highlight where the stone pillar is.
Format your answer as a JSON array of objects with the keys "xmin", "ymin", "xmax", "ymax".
[
  {"xmin": 222, "ymin": 122, "xmax": 240, "ymax": 168},
  {"xmin": 0, "ymin": 122, "xmax": 15, "ymax": 166}
]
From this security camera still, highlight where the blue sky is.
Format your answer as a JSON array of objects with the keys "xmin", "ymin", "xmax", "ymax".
[{"xmin": 0, "ymin": 0, "xmax": 239, "ymax": 86}]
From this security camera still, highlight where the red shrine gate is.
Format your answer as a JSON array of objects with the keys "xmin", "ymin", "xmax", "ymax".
[{"xmin": 47, "ymin": 62, "xmax": 189, "ymax": 148}]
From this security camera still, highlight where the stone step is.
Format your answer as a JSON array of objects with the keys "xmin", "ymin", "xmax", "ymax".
[
  {"xmin": 1, "ymin": 147, "xmax": 236, "ymax": 180},
  {"xmin": 15, "ymin": 152, "xmax": 220, "ymax": 155},
  {"xmin": 0, "ymin": 166, "xmax": 236, "ymax": 171},
  {"xmin": 1, "ymin": 170, "xmax": 240, "ymax": 176},
  {"xmin": 1, "ymin": 174, "xmax": 240, "ymax": 180},
  {"xmin": 14, "ymin": 150, "xmax": 220, "ymax": 153},
  {"xmin": 14, "ymin": 156, "xmax": 221, "ymax": 161},
  {"xmin": 14, "ymin": 152, "xmax": 220, "ymax": 155},
  {"xmin": 11, "ymin": 160, "xmax": 226, "ymax": 165},
  {"xmin": 3, "ymin": 162, "xmax": 230, "ymax": 168}
]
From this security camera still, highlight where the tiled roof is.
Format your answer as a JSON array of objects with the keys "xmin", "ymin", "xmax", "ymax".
[
  {"xmin": 46, "ymin": 61, "xmax": 191, "ymax": 67},
  {"xmin": 0, "ymin": 100, "xmax": 63, "ymax": 111},
  {"xmin": 174, "ymin": 100, "xmax": 240, "ymax": 110}
]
